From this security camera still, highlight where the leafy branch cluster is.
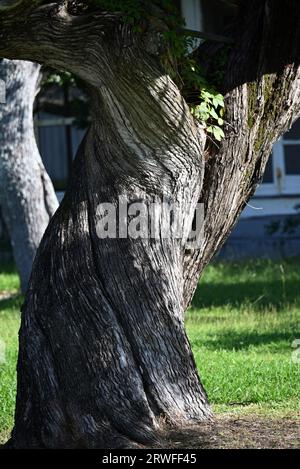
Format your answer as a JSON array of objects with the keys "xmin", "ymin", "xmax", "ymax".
[
  {"xmin": 40, "ymin": 1, "xmax": 226, "ymax": 140},
  {"xmin": 86, "ymin": 0, "xmax": 226, "ymax": 140},
  {"xmin": 181, "ymin": 60, "xmax": 225, "ymax": 141}
]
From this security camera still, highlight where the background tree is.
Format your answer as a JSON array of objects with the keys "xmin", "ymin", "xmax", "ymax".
[
  {"xmin": 0, "ymin": 0, "xmax": 300, "ymax": 448},
  {"xmin": 0, "ymin": 59, "xmax": 58, "ymax": 293}
]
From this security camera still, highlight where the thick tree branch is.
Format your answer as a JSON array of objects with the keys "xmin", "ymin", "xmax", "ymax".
[{"xmin": 183, "ymin": 0, "xmax": 300, "ymax": 308}]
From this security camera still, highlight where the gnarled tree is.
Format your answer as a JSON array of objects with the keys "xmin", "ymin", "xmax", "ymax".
[
  {"xmin": 0, "ymin": 59, "xmax": 58, "ymax": 293},
  {"xmin": 1, "ymin": 0, "xmax": 300, "ymax": 448}
]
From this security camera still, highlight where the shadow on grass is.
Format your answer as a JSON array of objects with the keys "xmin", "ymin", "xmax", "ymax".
[
  {"xmin": 192, "ymin": 279, "xmax": 300, "ymax": 311},
  {"xmin": 0, "ymin": 262, "xmax": 17, "ymax": 276},
  {"xmin": 0, "ymin": 295, "xmax": 23, "ymax": 313},
  {"xmin": 192, "ymin": 330, "xmax": 297, "ymax": 351}
]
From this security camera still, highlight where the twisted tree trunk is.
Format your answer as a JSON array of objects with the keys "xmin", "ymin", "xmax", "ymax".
[
  {"xmin": 0, "ymin": 0, "xmax": 300, "ymax": 448},
  {"xmin": 0, "ymin": 59, "xmax": 58, "ymax": 293},
  {"xmin": 11, "ymin": 61, "xmax": 210, "ymax": 450}
]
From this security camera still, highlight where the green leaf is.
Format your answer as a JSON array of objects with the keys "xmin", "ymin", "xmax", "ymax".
[
  {"xmin": 213, "ymin": 94, "xmax": 225, "ymax": 108},
  {"xmin": 209, "ymin": 108, "xmax": 219, "ymax": 120},
  {"xmin": 212, "ymin": 126, "xmax": 225, "ymax": 141}
]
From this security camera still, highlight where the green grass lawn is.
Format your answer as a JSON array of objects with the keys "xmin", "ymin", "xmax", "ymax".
[
  {"xmin": 0, "ymin": 259, "xmax": 300, "ymax": 445},
  {"xmin": 0, "ymin": 264, "xmax": 21, "ymax": 444},
  {"xmin": 187, "ymin": 259, "xmax": 300, "ymax": 418}
]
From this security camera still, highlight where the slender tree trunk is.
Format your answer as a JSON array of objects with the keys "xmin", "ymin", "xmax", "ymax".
[
  {"xmin": 0, "ymin": 0, "xmax": 300, "ymax": 448},
  {"xmin": 0, "ymin": 59, "xmax": 58, "ymax": 293}
]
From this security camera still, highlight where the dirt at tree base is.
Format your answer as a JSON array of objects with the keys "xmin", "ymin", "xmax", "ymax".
[
  {"xmin": 160, "ymin": 414, "xmax": 300, "ymax": 449},
  {"xmin": 1, "ymin": 414, "xmax": 299, "ymax": 449}
]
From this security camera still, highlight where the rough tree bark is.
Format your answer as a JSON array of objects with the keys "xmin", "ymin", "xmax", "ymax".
[
  {"xmin": 0, "ymin": 59, "xmax": 58, "ymax": 293},
  {"xmin": 0, "ymin": 0, "xmax": 300, "ymax": 448}
]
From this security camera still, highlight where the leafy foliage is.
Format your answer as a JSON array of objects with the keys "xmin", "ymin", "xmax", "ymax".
[
  {"xmin": 86, "ymin": 0, "xmax": 226, "ymax": 140},
  {"xmin": 182, "ymin": 61, "xmax": 225, "ymax": 141},
  {"xmin": 40, "ymin": 0, "xmax": 227, "ymax": 140}
]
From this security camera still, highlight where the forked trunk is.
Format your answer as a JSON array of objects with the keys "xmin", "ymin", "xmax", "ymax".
[{"xmin": 1, "ymin": 0, "xmax": 300, "ymax": 449}]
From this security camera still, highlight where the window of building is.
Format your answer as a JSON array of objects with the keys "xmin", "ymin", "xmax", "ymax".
[
  {"xmin": 36, "ymin": 113, "xmax": 86, "ymax": 191},
  {"xmin": 256, "ymin": 118, "xmax": 300, "ymax": 197},
  {"xmin": 262, "ymin": 154, "xmax": 274, "ymax": 183},
  {"xmin": 34, "ymin": 81, "xmax": 88, "ymax": 192},
  {"xmin": 180, "ymin": 0, "xmax": 237, "ymax": 35}
]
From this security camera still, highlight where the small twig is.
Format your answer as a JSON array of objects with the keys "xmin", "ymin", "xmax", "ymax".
[
  {"xmin": 251, "ymin": 294, "xmax": 265, "ymax": 305},
  {"xmin": 245, "ymin": 202, "xmax": 263, "ymax": 210},
  {"xmin": 206, "ymin": 132, "xmax": 221, "ymax": 150}
]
